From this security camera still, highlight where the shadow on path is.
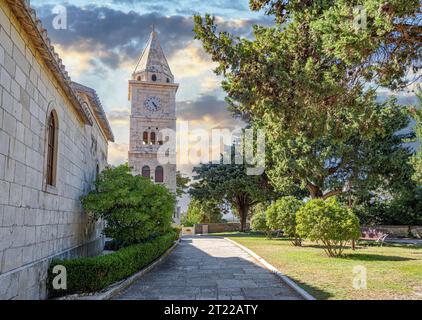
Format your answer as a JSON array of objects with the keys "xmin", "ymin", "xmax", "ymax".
[{"xmin": 113, "ymin": 237, "xmax": 321, "ymax": 300}]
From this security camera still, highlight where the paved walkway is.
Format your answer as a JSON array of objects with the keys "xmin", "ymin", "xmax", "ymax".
[{"xmin": 114, "ymin": 236, "xmax": 302, "ymax": 300}]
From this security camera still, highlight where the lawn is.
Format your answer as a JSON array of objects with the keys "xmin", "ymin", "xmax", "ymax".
[{"xmin": 214, "ymin": 233, "xmax": 422, "ymax": 300}]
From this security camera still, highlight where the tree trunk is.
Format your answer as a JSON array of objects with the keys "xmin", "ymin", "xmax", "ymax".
[
  {"xmin": 239, "ymin": 204, "xmax": 249, "ymax": 233},
  {"xmin": 306, "ymin": 183, "xmax": 324, "ymax": 199}
]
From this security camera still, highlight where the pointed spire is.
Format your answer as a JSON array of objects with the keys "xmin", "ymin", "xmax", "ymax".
[{"xmin": 133, "ymin": 27, "xmax": 173, "ymax": 82}]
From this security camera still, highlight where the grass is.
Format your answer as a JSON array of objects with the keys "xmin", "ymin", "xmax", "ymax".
[{"xmin": 211, "ymin": 233, "xmax": 422, "ymax": 300}]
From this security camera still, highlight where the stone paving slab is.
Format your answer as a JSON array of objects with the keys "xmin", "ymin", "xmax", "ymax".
[{"xmin": 114, "ymin": 236, "xmax": 303, "ymax": 300}]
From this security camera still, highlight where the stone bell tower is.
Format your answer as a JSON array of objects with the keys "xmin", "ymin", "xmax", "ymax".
[{"xmin": 128, "ymin": 27, "xmax": 179, "ymax": 221}]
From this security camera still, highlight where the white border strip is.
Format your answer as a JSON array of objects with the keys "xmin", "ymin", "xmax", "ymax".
[{"xmin": 225, "ymin": 238, "xmax": 316, "ymax": 301}]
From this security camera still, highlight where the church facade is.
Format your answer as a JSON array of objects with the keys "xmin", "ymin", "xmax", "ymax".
[
  {"xmin": 0, "ymin": 0, "xmax": 114, "ymax": 299},
  {"xmin": 128, "ymin": 29, "xmax": 180, "ymax": 223}
]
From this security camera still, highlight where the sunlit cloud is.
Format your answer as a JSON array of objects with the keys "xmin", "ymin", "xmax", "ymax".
[
  {"xmin": 200, "ymin": 76, "xmax": 222, "ymax": 93},
  {"xmin": 168, "ymin": 41, "xmax": 218, "ymax": 79},
  {"xmin": 53, "ymin": 44, "xmax": 93, "ymax": 77}
]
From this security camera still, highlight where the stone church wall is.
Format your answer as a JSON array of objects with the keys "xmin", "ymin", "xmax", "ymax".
[{"xmin": 0, "ymin": 2, "xmax": 108, "ymax": 299}]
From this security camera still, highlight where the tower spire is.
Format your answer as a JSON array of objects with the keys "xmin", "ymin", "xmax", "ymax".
[{"xmin": 133, "ymin": 26, "xmax": 173, "ymax": 83}]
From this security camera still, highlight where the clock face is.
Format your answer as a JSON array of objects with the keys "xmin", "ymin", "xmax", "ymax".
[{"xmin": 144, "ymin": 96, "xmax": 161, "ymax": 113}]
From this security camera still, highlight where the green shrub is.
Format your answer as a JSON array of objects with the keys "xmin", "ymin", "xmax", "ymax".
[
  {"xmin": 81, "ymin": 164, "xmax": 175, "ymax": 247},
  {"xmin": 181, "ymin": 199, "xmax": 223, "ymax": 227},
  {"xmin": 172, "ymin": 225, "xmax": 182, "ymax": 236},
  {"xmin": 266, "ymin": 197, "xmax": 303, "ymax": 246},
  {"xmin": 297, "ymin": 198, "xmax": 361, "ymax": 257},
  {"xmin": 251, "ymin": 210, "xmax": 272, "ymax": 238},
  {"xmin": 48, "ymin": 232, "xmax": 178, "ymax": 297}
]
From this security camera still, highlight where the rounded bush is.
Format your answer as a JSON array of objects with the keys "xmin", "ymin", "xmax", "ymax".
[
  {"xmin": 266, "ymin": 196, "xmax": 303, "ymax": 246},
  {"xmin": 81, "ymin": 164, "xmax": 175, "ymax": 247},
  {"xmin": 297, "ymin": 198, "xmax": 361, "ymax": 257}
]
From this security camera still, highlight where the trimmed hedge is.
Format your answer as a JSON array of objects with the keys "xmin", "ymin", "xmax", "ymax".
[{"xmin": 48, "ymin": 232, "xmax": 178, "ymax": 297}]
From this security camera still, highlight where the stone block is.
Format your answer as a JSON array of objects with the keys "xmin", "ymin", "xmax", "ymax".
[
  {"xmin": 4, "ymin": 157, "xmax": 15, "ymax": 182},
  {"xmin": 12, "ymin": 99, "xmax": 22, "ymax": 121},
  {"xmin": 22, "ymin": 245, "xmax": 34, "ymax": 265},
  {"xmin": 0, "ymin": 66, "xmax": 11, "ymax": 91},
  {"xmin": 10, "ymin": 79, "xmax": 19, "ymax": 100},
  {"xmin": 14, "ymin": 161, "xmax": 26, "ymax": 185},
  {"xmin": 1, "ymin": 88, "xmax": 13, "ymax": 115},
  {"xmin": 10, "ymin": 138, "xmax": 25, "ymax": 163},
  {"xmin": 10, "ymin": 27, "xmax": 26, "ymax": 61},
  {"xmin": 16, "ymin": 121, "xmax": 24, "ymax": 143},
  {"xmin": 2, "ymin": 111, "xmax": 16, "ymax": 137},
  {"xmin": 0, "ymin": 153, "xmax": 5, "ymax": 179},
  {"xmin": 20, "ymin": 87, "xmax": 29, "ymax": 111},
  {"xmin": 29, "ymin": 67, "xmax": 37, "ymax": 87},
  {"xmin": 23, "ymin": 126, "xmax": 31, "ymax": 146},
  {"xmin": 25, "ymin": 46, "xmax": 34, "ymax": 66},
  {"xmin": 0, "ymin": 8, "xmax": 11, "ymax": 35},
  {"xmin": 0, "ymin": 129, "xmax": 9, "ymax": 155},
  {"xmin": 23, "ymin": 208, "xmax": 36, "ymax": 226},
  {"xmin": 9, "ymin": 183, "xmax": 22, "ymax": 207},
  {"xmin": 0, "ymin": 180, "xmax": 9, "ymax": 205},
  {"xmin": 0, "ymin": 96, "xmax": 3, "ymax": 124},
  {"xmin": 2, "ymin": 247, "xmax": 23, "ymax": 273},
  {"xmin": 9, "ymin": 226, "xmax": 24, "ymax": 248},
  {"xmin": 30, "ymin": 115, "xmax": 41, "ymax": 137},
  {"xmin": 15, "ymin": 65, "xmax": 26, "ymax": 89},
  {"xmin": 0, "ymin": 29, "xmax": 12, "ymax": 56},
  {"xmin": 0, "ymin": 273, "xmax": 19, "ymax": 300},
  {"xmin": 0, "ymin": 45, "xmax": 4, "ymax": 66},
  {"xmin": 3, "ymin": 52, "xmax": 15, "ymax": 78}
]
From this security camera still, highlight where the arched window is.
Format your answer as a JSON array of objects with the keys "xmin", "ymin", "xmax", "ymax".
[
  {"xmin": 143, "ymin": 131, "xmax": 149, "ymax": 145},
  {"xmin": 142, "ymin": 166, "xmax": 151, "ymax": 179},
  {"xmin": 155, "ymin": 166, "xmax": 164, "ymax": 183},
  {"xmin": 150, "ymin": 132, "xmax": 156, "ymax": 145},
  {"xmin": 166, "ymin": 78, "xmax": 170, "ymax": 83},
  {"xmin": 152, "ymin": 74, "xmax": 157, "ymax": 82},
  {"xmin": 46, "ymin": 111, "xmax": 58, "ymax": 186}
]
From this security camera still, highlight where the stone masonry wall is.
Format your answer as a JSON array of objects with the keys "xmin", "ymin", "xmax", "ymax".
[{"xmin": 0, "ymin": 2, "xmax": 108, "ymax": 299}]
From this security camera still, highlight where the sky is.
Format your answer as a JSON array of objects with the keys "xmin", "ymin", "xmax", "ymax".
[
  {"xmin": 31, "ymin": 0, "xmax": 419, "ymax": 168},
  {"xmin": 30, "ymin": 1, "xmax": 419, "ymax": 214},
  {"xmin": 30, "ymin": 0, "xmax": 274, "ymax": 177}
]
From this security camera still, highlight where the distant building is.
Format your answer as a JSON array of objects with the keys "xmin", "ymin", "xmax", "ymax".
[
  {"xmin": 0, "ymin": 0, "xmax": 114, "ymax": 299},
  {"xmin": 128, "ymin": 28, "xmax": 180, "ymax": 223}
]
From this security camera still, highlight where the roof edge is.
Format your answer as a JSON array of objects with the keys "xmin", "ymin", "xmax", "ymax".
[{"xmin": 71, "ymin": 82, "xmax": 115, "ymax": 143}]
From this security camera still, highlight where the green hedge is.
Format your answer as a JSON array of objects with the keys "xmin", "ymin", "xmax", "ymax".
[{"xmin": 48, "ymin": 232, "xmax": 178, "ymax": 297}]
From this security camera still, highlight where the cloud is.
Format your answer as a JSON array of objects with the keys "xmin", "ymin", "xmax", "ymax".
[
  {"xmin": 168, "ymin": 41, "xmax": 218, "ymax": 79},
  {"xmin": 108, "ymin": 143, "xmax": 129, "ymax": 166},
  {"xmin": 34, "ymin": 4, "xmax": 270, "ymax": 70},
  {"xmin": 107, "ymin": 109, "xmax": 131, "ymax": 125},
  {"xmin": 200, "ymin": 76, "xmax": 222, "ymax": 93},
  {"xmin": 177, "ymin": 95, "xmax": 244, "ymax": 129},
  {"xmin": 52, "ymin": 44, "xmax": 95, "ymax": 76}
]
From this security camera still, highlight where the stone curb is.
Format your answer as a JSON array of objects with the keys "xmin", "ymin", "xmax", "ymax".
[
  {"xmin": 55, "ymin": 239, "xmax": 181, "ymax": 300},
  {"xmin": 224, "ymin": 238, "xmax": 316, "ymax": 301}
]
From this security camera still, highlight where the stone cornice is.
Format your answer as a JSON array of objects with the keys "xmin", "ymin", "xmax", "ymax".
[{"xmin": 71, "ymin": 82, "xmax": 115, "ymax": 142}]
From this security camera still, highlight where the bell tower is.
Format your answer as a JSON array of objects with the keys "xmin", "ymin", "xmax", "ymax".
[{"xmin": 128, "ymin": 27, "xmax": 179, "ymax": 222}]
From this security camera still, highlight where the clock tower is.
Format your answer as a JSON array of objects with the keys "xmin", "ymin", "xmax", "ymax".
[{"xmin": 128, "ymin": 28, "xmax": 179, "ymax": 222}]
